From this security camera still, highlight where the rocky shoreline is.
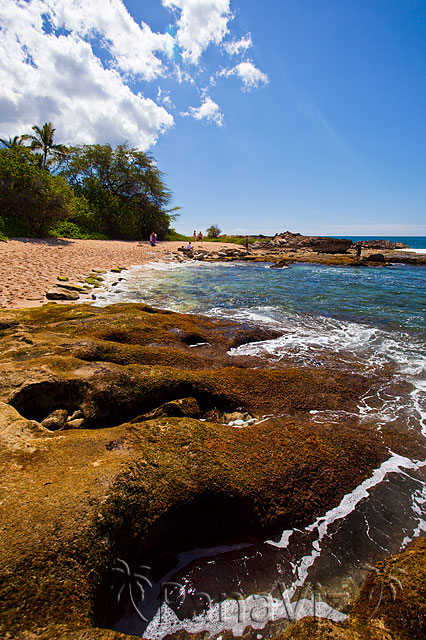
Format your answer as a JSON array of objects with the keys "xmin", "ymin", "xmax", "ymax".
[
  {"xmin": 0, "ymin": 303, "xmax": 425, "ymax": 640},
  {"xmin": 177, "ymin": 232, "xmax": 426, "ymax": 268},
  {"xmin": 0, "ymin": 236, "xmax": 424, "ymax": 310}
]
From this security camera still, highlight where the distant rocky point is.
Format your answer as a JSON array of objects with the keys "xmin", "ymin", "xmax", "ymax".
[{"xmin": 252, "ymin": 231, "xmax": 408, "ymax": 253}]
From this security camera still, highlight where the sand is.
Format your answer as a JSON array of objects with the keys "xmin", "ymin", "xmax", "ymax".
[{"xmin": 0, "ymin": 238, "xmax": 235, "ymax": 309}]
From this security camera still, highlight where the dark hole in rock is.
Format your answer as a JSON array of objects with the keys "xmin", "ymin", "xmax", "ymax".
[
  {"xmin": 100, "ymin": 331, "xmax": 129, "ymax": 344},
  {"xmin": 9, "ymin": 380, "xmax": 87, "ymax": 423},
  {"xmin": 229, "ymin": 327, "xmax": 283, "ymax": 349},
  {"xmin": 82, "ymin": 383, "xmax": 237, "ymax": 428},
  {"xmin": 181, "ymin": 333, "xmax": 207, "ymax": 346},
  {"xmin": 95, "ymin": 491, "xmax": 264, "ymax": 631}
]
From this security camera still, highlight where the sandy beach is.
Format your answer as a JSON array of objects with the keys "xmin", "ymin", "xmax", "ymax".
[{"xmin": 0, "ymin": 238, "xmax": 236, "ymax": 309}]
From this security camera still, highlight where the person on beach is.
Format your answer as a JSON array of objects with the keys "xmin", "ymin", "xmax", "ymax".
[
  {"xmin": 186, "ymin": 241, "xmax": 192, "ymax": 250},
  {"xmin": 193, "ymin": 230, "xmax": 197, "ymax": 242},
  {"xmin": 150, "ymin": 232, "xmax": 157, "ymax": 246},
  {"xmin": 355, "ymin": 243, "xmax": 362, "ymax": 260},
  {"xmin": 244, "ymin": 235, "xmax": 249, "ymax": 252},
  {"xmin": 198, "ymin": 231, "xmax": 203, "ymax": 241}
]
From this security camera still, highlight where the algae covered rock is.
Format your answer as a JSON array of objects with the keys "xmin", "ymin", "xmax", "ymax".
[
  {"xmin": 350, "ymin": 536, "xmax": 426, "ymax": 639},
  {"xmin": 0, "ymin": 303, "xmax": 421, "ymax": 640}
]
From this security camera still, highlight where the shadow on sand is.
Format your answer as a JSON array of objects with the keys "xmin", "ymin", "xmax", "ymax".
[{"xmin": 10, "ymin": 237, "xmax": 73, "ymax": 247}]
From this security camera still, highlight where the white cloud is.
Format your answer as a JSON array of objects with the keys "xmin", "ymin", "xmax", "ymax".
[
  {"xmin": 162, "ymin": 0, "xmax": 232, "ymax": 64},
  {"xmin": 223, "ymin": 33, "xmax": 252, "ymax": 56},
  {"xmin": 181, "ymin": 97, "xmax": 224, "ymax": 126},
  {"xmin": 46, "ymin": 1, "xmax": 175, "ymax": 80},
  {"xmin": 0, "ymin": 0, "xmax": 174, "ymax": 149},
  {"xmin": 0, "ymin": 0, "xmax": 269, "ymax": 145},
  {"xmin": 219, "ymin": 60, "xmax": 269, "ymax": 90}
]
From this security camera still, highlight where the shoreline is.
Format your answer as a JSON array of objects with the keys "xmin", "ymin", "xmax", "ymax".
[
  {"xmin": 0, "ymin": 238, "xmax": 239, "ymax": 309},
  {"xmin": 1, "ymin": 237, "xmax": 424, "ymax": 310}
]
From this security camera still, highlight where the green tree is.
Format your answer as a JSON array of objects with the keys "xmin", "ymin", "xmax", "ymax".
[
  {"xmin": 0, "ymin": 135, "xmax": 25, "ymax": 148},
  {"xmin": 206, "ymin": 224, "xmax": 222, "ymax": 238},
  {"xmin": 0, "ymin": 146, "xmax": 75, "ymax": 236},
  {"xmin": 61, "ymin": 143, "xmax": 176, "ymax": 239},
  {"xmin": 22, "ymin": 122, "xmax": 69, "ymax": 170}
]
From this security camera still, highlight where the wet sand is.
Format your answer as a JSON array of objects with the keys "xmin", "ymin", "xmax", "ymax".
[{"xmin": 0, "ymin": 238, "xmax": 235, "ymax": 309}]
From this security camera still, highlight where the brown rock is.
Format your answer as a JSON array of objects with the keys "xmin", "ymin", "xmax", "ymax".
[
  {"xmin": 46, "ymin": 288, "xmax": 80, "ymax": 301},
  {"xmin": 41, "ymin": 409, "xmax": 68, "ymax": 431}
]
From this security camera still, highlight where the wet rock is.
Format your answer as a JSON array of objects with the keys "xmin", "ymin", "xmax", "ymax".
[
  {"xmin": 0, "ymin": 303, "xmax": 418, "ymax": 639},
  {"xmin": 270, "ymin": 259, "xmax": 291, "ymax": 269},
  {"xmin": 364, "ymin": 253, "xmax": 386, "ymax": 263},
  {"xmin": 41, "ymin": 409, "xmax": 68, "ymax": 431},
  {"xmin": 46, "ymin": 287, "xmax": 80, "ymax": 301}
]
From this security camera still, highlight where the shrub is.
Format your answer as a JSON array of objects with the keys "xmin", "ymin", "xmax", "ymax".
[
  {"xmin": 206, "ymin": 224, "xmax": 222, "ymax": 238},
  {"xmin": 48, "ymin": 220, "xmax": 108, "ymax": 240},
  {"xmin": 164, "ymin": 228, "xmax": 190, "ymax": 241}
]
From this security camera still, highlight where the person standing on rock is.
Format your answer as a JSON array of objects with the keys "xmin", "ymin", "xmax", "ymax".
[
  {"xmin": 244, "ymin": 236, "xmax": 249, "ymax": 252},
  {"xmin": 193, "ymin": 230, "xmax": 197, "ymax": 242},
  {"xmin": 356, "ymin": 243, "xmax": 362, "ymax": 261}
]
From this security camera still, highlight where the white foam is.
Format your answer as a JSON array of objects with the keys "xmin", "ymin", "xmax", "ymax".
[
  {"xmin": 398, "ymin": 248, "xmax": 426, "ymax": 254},
  {"xmin": 143, "ymin": 594, "xmax": 346, "ymax": 640}
]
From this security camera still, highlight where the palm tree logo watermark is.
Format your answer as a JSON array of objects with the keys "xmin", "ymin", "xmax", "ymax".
[{"xmin": 112, "ymin": 559, "xmax": 153, "ymax": 622}]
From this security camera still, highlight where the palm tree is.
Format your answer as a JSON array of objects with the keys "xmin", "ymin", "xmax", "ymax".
[
  {"xmin": 22, "ymin": 122, "xmax": 69, "ymax": 169},
  {"xmin": 0, "ymin": 135, "xmax": 25, "ymax": 148}
]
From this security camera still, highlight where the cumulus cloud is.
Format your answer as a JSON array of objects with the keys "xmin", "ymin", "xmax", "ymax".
[
  {"xmin": 0, "ymin": 0, "xmax": 174, "ymax": 148},
  {"xmin": 219, "ymin": 60, "xmax": 269, "ymax": 90},
  {"xmin": 0, "ymin": 0, "xmax": 268, "ymax": 145},
  {"xmin": 162, "ymin": 0, "xmax": 232, "ymax": 64},
  {"xmin": 44, "ymin": 0, "xmax": 175, "ymax": 80},
  {"xmin": 223, "ymin": 33, "xmax": 252, "ymax": 55},
  {"xmin": 181, "ymin": 97, "xmax": 224, "ymax": 126}
]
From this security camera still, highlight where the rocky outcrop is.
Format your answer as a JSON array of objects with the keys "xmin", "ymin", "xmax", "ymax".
[
  {"xmin": 0, "ymin": 303, "xmax": 421, "ymax": 639},
  {"xmin": 259, "ymin": 232, "xmax": 353, "ymax": 254},
  {"xmin": 362, "ymin": 239, "xmax": 409, "ymax": 250}
]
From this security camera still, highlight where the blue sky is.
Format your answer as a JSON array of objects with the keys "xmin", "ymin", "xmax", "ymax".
[{"xmin": 1, "ymin": 0, "xmax": 425, "ymax": 236}]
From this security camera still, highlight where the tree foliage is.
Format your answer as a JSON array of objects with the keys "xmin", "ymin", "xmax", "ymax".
[
  {"xmin": 22, "ymin": 122, "xmax": 69, "ymax": 170},
  {"xmin": 0, "ymin": 135, "xmax": 25, "ymax": 148},
  {"xmin": 60, "ymin": 143, "xmax": 175, "ymax": 239},
  {"xmin": 206, "ymin": 224, "xmax": 222, "ymax": 238},
  {"xmin": 0, "ymin": 146, "xmax": 75, "ymax": 235},
  {"xmin": 0, "ymin": 124, "xmax": 177, "ymax": 240}
]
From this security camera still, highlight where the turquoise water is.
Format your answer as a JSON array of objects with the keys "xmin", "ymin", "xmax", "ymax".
[
  {"xmin": 101, "ymin": 261, "xmax": 426, "ymax": 334},
  {"xmin": 106, "ymin": 261, "xmax": 426, "ymax": 640}
]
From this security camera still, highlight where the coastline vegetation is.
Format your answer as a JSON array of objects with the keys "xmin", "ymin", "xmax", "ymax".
[{"xmin": 0, "ymin": 122, "xmax": 177, "ymax": 241}]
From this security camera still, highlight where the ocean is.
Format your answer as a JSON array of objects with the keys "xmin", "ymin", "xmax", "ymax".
[{"xmin": 104, "ymin": 259, "xmax": 426, "ymax": 639}]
